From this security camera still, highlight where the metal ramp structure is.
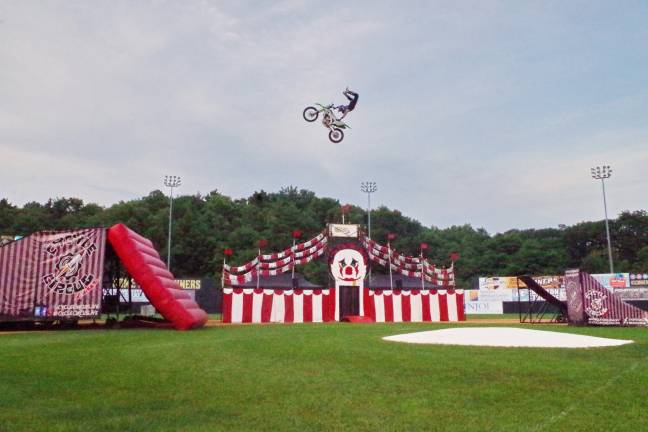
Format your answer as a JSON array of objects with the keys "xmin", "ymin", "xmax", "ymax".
[{"xmin": 517, "ymin": 275, "xmax": 568, "ymax": 324}]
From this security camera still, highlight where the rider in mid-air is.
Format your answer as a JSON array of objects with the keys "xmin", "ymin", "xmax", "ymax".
[{"xmin": 336, "ymin": 87, "xmax": 359, "ymax": 120}]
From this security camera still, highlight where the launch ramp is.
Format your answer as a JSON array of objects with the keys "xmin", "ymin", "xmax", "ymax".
[{"xmin": 517, "ymin": 275, "xmax": 567, "ymax": 324}]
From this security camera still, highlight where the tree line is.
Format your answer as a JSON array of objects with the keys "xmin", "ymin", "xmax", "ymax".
[{"xmin": 1, "ymin": 187, "xmax": 647, "ymax": 288}]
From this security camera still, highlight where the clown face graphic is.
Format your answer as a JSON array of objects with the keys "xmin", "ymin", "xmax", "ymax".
[{"xmin": 330, "ymin": 248, "xmax": 367, "ymax": 284}]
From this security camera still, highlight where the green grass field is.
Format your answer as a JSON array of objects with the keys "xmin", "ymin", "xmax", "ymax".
[{"xmin": 1, "ymin": 321, "xmax": 647, "ymax": 432}]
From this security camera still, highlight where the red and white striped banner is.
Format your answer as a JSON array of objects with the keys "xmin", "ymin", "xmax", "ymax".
[
  {"xmin": 361, "ymin": 236, "xmax": 454, "ymax": 286},
  {"xmin": 292, "ymin": 232, "xmax": 326, "ymax": 252},
  {"xmin": 223, "ymin": 240, "xmax": 327, "ymax": 285},
  {"xmin": 363, "ymin": 238, "xmax": 422, "ymax": 264},
  {"xmin": 364, "ymin": 288, "xmax": 464, "ymax": 322},
  {"xmin": 293, "ymin": 245, "xmax": 326, "ymax": 266},
  {"xmin": 223, "ymin": 258, "xmax": 258, "ymax": 274},
  {"xmin": 258, "ymin": 231, "xmax": 327, "ymax": 261},
  {"xmin": 224, "ymin": 232, "xmax": 327, "ymax": 279},
  {"xmin": 222, "ymin": 288, "xmax": 336, "ymax": 323},
  {"xmin": 294, "ymin": 237, "xmax": 327, "ymax": 259},
  {"xmin": 423, "ymin": 263, "xmax": 454, "ymax": 287},
  {"xmin": 258, "ymin": 256, "xmax": 292, "ymax": 270}
]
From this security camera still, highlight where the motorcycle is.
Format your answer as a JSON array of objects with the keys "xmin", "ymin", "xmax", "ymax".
[{"xmin": 302, "ymin": 103, "xmax": 349, "ymax": 143}]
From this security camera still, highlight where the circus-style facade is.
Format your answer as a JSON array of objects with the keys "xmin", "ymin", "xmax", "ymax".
[{"xmin": 222, "ymin": 224, "xmax": 465, "ymax": 324}]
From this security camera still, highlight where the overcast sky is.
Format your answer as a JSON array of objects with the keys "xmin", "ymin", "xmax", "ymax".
[{"xmin": 1, "ymin": 1, "xmax": 647, "ymax": 233}]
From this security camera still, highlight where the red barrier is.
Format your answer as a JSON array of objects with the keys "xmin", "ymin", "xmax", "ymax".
[{"xmin": 107, "ymin": 224, "xmax": 207, "ymax": 330}]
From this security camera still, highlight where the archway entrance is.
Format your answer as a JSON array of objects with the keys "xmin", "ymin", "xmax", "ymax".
[{"xmin": 339, "ymin": 286, "xmax": 360, "ymax": 318}]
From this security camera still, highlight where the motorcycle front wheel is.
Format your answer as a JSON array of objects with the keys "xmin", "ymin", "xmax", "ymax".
[
  {"xmin": 329, "ymin": 128, "xmax": 344, "ymax": 143},
  {"xmin": 303, "ymin": 106, "xmax": 319, "ymax": 122}
]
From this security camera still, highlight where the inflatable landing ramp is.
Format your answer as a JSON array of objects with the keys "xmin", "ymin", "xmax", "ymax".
[{"xmin": 107, "ymin": 224, "xmax": 208, "ymax": 330}]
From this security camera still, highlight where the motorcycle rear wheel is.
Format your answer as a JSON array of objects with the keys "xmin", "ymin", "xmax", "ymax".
[
  {"xmin": 329, "ymin": 128, "xmax": 344, "ymax": 143},
  {"xmin": 303, "ymin": 106, "xmax": 319, "ymax": 122}
]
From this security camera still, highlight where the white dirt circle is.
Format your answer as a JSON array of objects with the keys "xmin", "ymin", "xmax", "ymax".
[{"xmin": 383, "ymin": 327, "xmax": 633, "ymax": 348}]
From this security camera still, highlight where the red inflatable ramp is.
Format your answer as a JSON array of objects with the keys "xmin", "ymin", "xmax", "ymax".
[{"xmin": 107, "ymin": 224, "xmax": 208, "ymax": 330}]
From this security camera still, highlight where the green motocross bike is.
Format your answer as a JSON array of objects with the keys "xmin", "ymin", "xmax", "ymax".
[{"xmin": 302, "ymin": 103, "xmax": 350, "ymax": 143}]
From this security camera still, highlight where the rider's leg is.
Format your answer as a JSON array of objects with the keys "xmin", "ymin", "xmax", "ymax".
[
  {"xmin": 343, "ymin": 91, "xmax": 358, "ymax": 111},
  {"xmin": 345, "ymin": 90, "xmax": 358, "ymax": 99}
]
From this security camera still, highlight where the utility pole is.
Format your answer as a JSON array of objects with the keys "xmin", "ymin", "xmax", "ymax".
[
  {"xmin": 164, "ymin": 175, "xmax": 182, "ymax": 271},
  {"xmin": 360, "ymin": 181, "xmax": 377, "ymax": 239},
  {"xmin": 590, "ymin": 165, "xmax": 614, "ymax": 273}
]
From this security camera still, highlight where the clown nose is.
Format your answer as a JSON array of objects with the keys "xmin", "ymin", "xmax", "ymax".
[{"xmin": 345, "ymin": 267, "xmax": 354, "ymax": 275}]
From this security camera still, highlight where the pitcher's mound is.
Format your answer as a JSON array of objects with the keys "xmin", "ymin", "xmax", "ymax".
[{"xmin": 383, "ymin": 327, "xmax": 633, "ymax": 348}]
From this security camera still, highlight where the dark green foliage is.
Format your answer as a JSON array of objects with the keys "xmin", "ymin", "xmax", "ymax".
[{"xmin": 0, "ymin": 192, "xmax": 646, "ymax": 285}]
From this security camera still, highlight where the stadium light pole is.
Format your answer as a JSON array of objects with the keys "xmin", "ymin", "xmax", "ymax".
[
  {"xmin": 590, "ymin": 165, "xmax": 614, "ymax": 273},
  {"xmin": 164, "ymin": 175, "xmax": 182, "ymax": 271},
  {"xmin": 360, "ymin": 181, "xmax": 377, "ymax": 239}
]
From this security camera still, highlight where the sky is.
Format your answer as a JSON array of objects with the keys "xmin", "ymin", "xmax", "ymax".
[{"xmin": 1, "ymin": 1, "xmax": 647, "ymax": 234}]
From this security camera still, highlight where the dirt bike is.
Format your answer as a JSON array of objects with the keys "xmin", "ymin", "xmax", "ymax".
[{"xmin": 302, "ymin": 103, "xmax": 350, "ymax": 143}]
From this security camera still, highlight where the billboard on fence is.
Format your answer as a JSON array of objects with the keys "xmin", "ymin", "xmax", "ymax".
[
  {"xmin": 105, "ymin": 278, "xmax": 203, "ymax": 304},
  {"xmin": 614, "ymin": 288, "xmax": 648, "ymax": 301},
  {"xmin": 0, "ymin": 228, "xmax": 107, "ymax": 319},
  {"xmin": 590, "ymin": 273, "xmax": 630, "ymax": 291},
  {"xmin": 478, "ymin": 275, "xmax": 566, "ymax": 302},
  {"xmin": 479, "ymin": 275, "xmax": 563, "ymax": 290},
  {"xmin": 469, "ymin": 289, "xmax": 513, "ymax": 302},
  {"xmin": 591, "ymin": 273, "xmax": 630, "ymax": 290},
  {"xmin": 464, "ymin": 301, "xmax": 503, "ymax": 314},
  {"xmin": 105, "ymin": 288, "xmax": 149, "ymax": 303},
  {"xmin": 105, "ymin": 288, "xmax": 196, "ymax": 303},
  {"xmin": 115, "ymin": 277, "xmax": 201, "ymax": 291},
  {"xmin": 630, "ymin": 273, "xmax": 648, "ymax": 287}
]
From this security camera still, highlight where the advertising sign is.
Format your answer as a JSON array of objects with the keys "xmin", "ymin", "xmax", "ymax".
[
  {"xmin": 591, "ymin": 273, "xmax": 630, "ymax": 290},
  {"xmin": 176, "ymin": 279, "xmax": 202, "ymax": 290},
  {"xmin": 515, "ymin": 287, "xmax": 566, "ymax": 302},
  {"xmin": 478, "ymin": 275, "xmax": 566, "ymax": 301},
  {"xmin": 329, "ymin": 224, "xmax": 359, "ymax": 238},
  {"xmin": 106, "ymin": 288, "xmax": 149, "ymax": 303},
  {"xmin": 478, "ymin": 275, "xmax": 563, "ymax": 290},
  {"xmin": 467, "ymin": 289, "xmax": 513, "ymax": 302},
  {"xmin": 115, "ymin": 277, "xmax": 202, "ymax": 291},
  {"xmin": 614, "ymin": 288, "xmax": 648, "ymax": 301},
  {"xmin": 464, "ymin": 301, "xmax": 503, "ymax": 314},
  {"xmin": 630, "ymin": 273, "xmax": 648, "ymax": 287},
  {"xmin": 0, "ymin": 228, "xmax": 106, "ymax": 319},
  {"xmin": 478, "ymin": 277, "xmax": 519, "ymax": 290}
]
